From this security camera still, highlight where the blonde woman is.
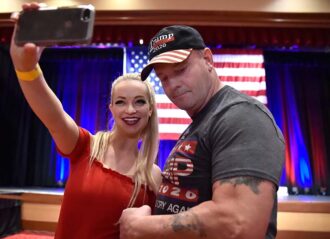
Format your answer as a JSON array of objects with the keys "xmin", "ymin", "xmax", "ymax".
[{"xmin": 10, "ymin": 3, "xmax": 161, "ymax": 239}]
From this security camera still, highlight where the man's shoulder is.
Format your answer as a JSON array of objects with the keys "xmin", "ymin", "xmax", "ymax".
[{"xmin": 210, "ymin": 85, "xmax": 256, "ymax": 113}]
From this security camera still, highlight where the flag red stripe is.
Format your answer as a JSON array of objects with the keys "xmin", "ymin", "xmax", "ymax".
[
  {"xmin": 157, "ymin": 103, "xmax": 180, "ymax": 109},
  {"xmin": 219, "ymin": 76, "xmax": 266, "ymax": 82},
  {"xmin": 212, "ymin": 49, "xmax": 263, "ymax": 55},
  {"xmin": 160, "ymin": 133, "xmax": 181, "ymax": 140},
  {"xmin": 159, "ymin": 118, "xmax": 192, "ymax": 124},
  {"xmin": 240, "ymin": 90, "xmax": 266, "ymax": 96},
  {"xmin": 214, "ymin": 62, "xmax": 264, "ymax": 68}
]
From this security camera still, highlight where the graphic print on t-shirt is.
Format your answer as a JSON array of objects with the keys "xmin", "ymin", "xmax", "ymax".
[
  {"xmin": 155, "ymin": 139, "xmax": 211, "ymax": 214},
  {"xmin": 162, "ymin": 140, "xmax": 197, "ymax": 186}
]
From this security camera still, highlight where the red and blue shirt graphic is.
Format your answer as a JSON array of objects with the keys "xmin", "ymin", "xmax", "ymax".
[{"xmin": 155, "ymin": 138, "xmax": 212, "ymax": 214}]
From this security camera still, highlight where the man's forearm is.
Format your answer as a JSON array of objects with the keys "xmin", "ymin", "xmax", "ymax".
[
  {"xmin": 131, "ymin": 212, "xmax": 197, "ymax": 239},
  {"xmin": 130, "ymin": 201, "xmax": 223, "ymax": 239}
]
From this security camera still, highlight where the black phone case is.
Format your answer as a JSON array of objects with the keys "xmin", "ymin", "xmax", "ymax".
[{"xmin": 14, "ymin": 5, "xmax": 95, "ymax": 46}]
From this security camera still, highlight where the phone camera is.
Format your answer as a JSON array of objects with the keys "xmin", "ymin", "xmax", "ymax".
[{"xmin": 81, "ymin": 9, "xmax": 91, "ymax": 21}]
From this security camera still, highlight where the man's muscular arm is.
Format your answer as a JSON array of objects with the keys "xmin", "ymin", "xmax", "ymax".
[{"xmin": 120, "ymin": 176, "xmax": 276, "ymax": 239}]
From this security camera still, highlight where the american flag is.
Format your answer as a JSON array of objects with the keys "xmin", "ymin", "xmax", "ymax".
[
  {"xmin": 213, "ymin": 49, "xmax": 267, "ymax": 105},
  {"xmin": 124, "ymin": 47, "xmax": 266, "ymax": 140}
]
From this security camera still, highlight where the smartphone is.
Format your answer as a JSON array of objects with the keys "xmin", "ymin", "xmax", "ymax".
[{"xmin": 14, "ymin": 5, "xmax": 95, "ymax": 46}]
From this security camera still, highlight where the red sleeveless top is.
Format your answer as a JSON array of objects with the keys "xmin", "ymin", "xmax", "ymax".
[{"xmin": 55, "ymin": 128, "xmax": 156, "ymax": 239}]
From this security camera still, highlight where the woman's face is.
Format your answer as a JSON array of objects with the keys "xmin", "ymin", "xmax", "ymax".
[{"xmin": 110, "ymin": 79, "xmax": 152, "ymax": 138}]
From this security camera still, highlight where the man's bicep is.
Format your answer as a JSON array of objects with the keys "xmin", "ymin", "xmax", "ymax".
[
  {"xmin": 212, "ymin": 176, "xmax": 276, "ymax": 237},
  {"xmin": 213, "ymin": 176, "xmax": 276, "ymax": 197}
]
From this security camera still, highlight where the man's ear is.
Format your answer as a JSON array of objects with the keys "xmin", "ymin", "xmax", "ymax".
[{"xmin": 203, "ymin": 48, "xmax": 214, "ymax": 70}]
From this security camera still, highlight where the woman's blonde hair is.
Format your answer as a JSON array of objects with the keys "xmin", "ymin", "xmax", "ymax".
[{"xmin": 90, "ymin": 73, "xmax": 159, "ymax": 207}]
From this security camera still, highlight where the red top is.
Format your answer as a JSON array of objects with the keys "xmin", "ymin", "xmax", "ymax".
[{"xmin": 55, "ymin": 128, "xmax": 156, "ymax": 239}]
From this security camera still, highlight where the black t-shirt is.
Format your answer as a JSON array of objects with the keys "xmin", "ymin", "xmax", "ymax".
[{"xmin": 154, "ymin": 85, "xmax": 285, "ymax": 238}]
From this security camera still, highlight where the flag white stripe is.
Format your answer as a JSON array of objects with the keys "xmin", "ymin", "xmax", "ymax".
[
  {"xmin": 216, "ymin": 68, "xmax": 265, "ymax": 77},
  {"xmin": 159, "ymin": 124, "xmax": 189, "ymax": 133},
  {"xmin": 253, "ymin": 96, "xmax": 268, "ymax": 104},
  {"xmin": 213, "ymin": 54, "xmax": 264, "ymax": 63},
  {"xmin": 155, "ymin": 94, "xmax": 173, "ymax": 103},
  {"xmin": 157, "ymin": 109, "xmax": 190, "ymax": 118},
  {"xmin": 223, "ymin": 81, "xmax": 266, "ymax": 91}
]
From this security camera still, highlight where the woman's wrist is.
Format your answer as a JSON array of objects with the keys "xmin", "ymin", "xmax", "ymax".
[{"xmin": 15, "ymin": 64, "xmax": 43, "ymax": 81}]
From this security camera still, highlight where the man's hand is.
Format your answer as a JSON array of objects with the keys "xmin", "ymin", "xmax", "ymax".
[{"xmin": 119, "ymin": 205, "xmax": 151, "ymax": 239}]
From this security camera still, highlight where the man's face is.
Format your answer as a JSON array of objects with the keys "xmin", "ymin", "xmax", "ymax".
[{"xmin": 154, "ymin": 50, "xmax": 212, "ymax": 117}]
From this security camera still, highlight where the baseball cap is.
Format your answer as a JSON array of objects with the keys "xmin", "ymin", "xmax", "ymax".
[{"xmin": 141, "ymin": 25, "xmax": 206, "ymax": 81}]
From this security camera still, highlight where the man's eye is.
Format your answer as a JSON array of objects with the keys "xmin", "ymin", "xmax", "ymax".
[{"xmin": 175, "ymin": 67, "xmax": 185, "ymax": 74}]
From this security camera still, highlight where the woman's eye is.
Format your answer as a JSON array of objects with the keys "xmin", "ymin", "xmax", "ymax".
[
  {"xmin": 115, "ymin": 100, "xmax": 125, "ymax": 105},
  {"xmin": 136, "ymin": 99, "xmax": 147, "ymax": 105}
]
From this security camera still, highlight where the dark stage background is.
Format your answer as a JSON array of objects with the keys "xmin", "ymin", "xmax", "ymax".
[{"xmin": 0, "ymin": 44, "xmax": 329, "ymax": 195}]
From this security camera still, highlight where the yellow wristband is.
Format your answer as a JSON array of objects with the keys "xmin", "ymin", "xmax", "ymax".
[{"xmin": 15, "ymin": 64, "xmax": 43, "ymax": 81}]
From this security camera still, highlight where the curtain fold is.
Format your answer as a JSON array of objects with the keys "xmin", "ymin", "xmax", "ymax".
[
  {"xmin": 0, "ymin": 46, "xmax": 124, "ymax": 186},
  {"xmin": 264, "ymin": 51, "xmax": 330, "ymax": 194},
  {"xmin": 0, "ymin": 45, "xmax": 53, "ymax": 186}
]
